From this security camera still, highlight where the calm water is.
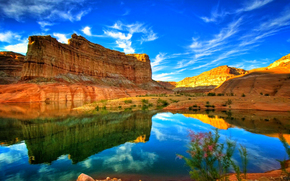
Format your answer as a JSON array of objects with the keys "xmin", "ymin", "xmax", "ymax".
[{"xmin": 1, "ymin": 104, "xmax": 290, "ymax": 181}]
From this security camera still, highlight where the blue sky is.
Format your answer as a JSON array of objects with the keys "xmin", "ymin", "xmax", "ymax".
[{"xmin": 0, "ymin": 0, "xmax": 290, "ymax": 81}]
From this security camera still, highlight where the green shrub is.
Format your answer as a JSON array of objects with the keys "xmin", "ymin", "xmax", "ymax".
[
  {"xmin": 124, "ymin": 107, "xmax": 132, "ymax": 111},
  {"xmin": 95, "ymin": 106, "xmax": 99, "ymax": 111},
  {"xmin": 242, "ymin": 93, "xmax": 246, "ymax": 97},
  {"xmin": 124, "ymin": 99, "xmax": 132, "ymax": 104},
  {"xmin": 170, "ymin": 99, "xmax": 179, "ymax": 103},
  {"xmin": 118, "ymin": 106, "xmax": 122, "ymax": 109},
  {"xmin": 217, "ymin": 93, "xmax": 224, "ymax": 96},
  {"xmin": 260, "ymin": 92, "xmax": 263, "ymax": 95},
  {"xmin": 177, "ymin": 129, "xmax": 248, "ymax": 181},
  {"xmin": 142, "ymin": 99, "xmax": 149, "ymax": 104},
  {"xmin": 225, "ymin": 99, "xmax": 232, "ymax": 105},
  {"xmin": 157, "ymin": 98, "xmax": 169, "ymax": 107},
  {"xmin": 207, "ymin": 93, "xmax": 216, "ymax": 96},
  {"xmin": 265, "ymin": 94, "xmax": 269, "ymax": 96}
]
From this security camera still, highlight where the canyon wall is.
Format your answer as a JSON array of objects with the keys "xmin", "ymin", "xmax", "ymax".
[
  {"xmin": 22, "ymin": 34, "xmax": 152, "ymax": 84},
  {"xmin": 0, "ymin": 51, "xmax": 25, "ymax": 84},
  {"xmin": 176, "ymin": 65, "xmax": 247, "ymax": 88},
  {"xmin": 0, "ymin": 34, "xmax": 170, "ymax": 103},
  {"xmin": 213, "ymin": 54, "xmax": 290, "ymax": 97}
]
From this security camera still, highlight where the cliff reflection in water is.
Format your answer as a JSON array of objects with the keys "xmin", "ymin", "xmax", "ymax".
[
  {"xmin": 0, "ymin": 111, "xmax": 153, "ymax": 165},
  {"xmin": 182, "ymin": 110, "xmax": 290, "ymax": 144}
]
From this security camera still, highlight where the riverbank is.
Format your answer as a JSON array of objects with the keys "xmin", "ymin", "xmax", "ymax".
[{"xmin": 74, "ymin": 93, "xmax": 290, "ymax": 113}]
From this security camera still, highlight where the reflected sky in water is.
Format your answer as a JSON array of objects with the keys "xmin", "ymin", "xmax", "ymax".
[{"xmin": 0, "ymin": 111, "xmax": 289, "ymax": 181}]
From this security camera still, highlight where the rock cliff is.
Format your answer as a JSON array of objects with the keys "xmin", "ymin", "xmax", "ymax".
[
  {"xmin": 22, "ymin": 34, "xmax": 152, "ymax": 84},
  {"xmin": 0, "ymin": 34, "xmax": 170, "ymax": 103},
  {"xmin": 0, "ymin": 51, "xmax": 25, "ymax": 84},
  {"xmin": 175, "ymin": 66, "xmax": 247, "ymax": 92},
  {"xmin": 213, "ymin": 53, "xmax": 290, "ymax": 97}
]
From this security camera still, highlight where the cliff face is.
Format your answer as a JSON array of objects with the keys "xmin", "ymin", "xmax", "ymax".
[
  {"xmin": 22, "ymin": 34, "xmax": 152, "ymax": 84},
  {"xmin": 213, "ymin": 54, "xmax": 290, "ymax": 97},
  {"xmin": 0, "ymin": 34, "xmax": 170, "ymax": 103},
  {"xmin": 176, "ymin": 65, "xmax": 247, "ymax": 88},
  {"xmin": 0, "ymin": 51, "xmax": 25, "ymax": 84}
]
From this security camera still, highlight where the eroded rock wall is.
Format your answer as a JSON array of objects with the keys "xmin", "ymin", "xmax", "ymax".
[
  {"xmin": 0, "ymin": 51, "xmax": 25, "ymax": 84},
  {"xmin": 176, "ymin": 65, "xmax": 248, "ymax": 89},
  {"xmin": 22, "ymin": 34, "xmax": 152, "ymax": 84}
]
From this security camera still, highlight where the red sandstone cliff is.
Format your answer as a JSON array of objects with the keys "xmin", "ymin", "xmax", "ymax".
[
  {"xmin": 174, "ymin": 65, "xmax": 247, "ymax": 92},
  {"xmin": 0, "ymin": 51, "xmax": 25, "ymax": 84},
  {"xmin": 22, "ymin": 34, "xmax": 152, "ymax": 84},
  {"xmin": 213, "ymin": 53, "xmax": 290, "ymax": 97},
  {"xmin": 0, "ymin": 34, "xmax": 170, "ymax": 103}
]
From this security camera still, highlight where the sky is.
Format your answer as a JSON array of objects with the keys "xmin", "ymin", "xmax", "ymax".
[{"xmin": 0, "ymin": 0, "xmax": 290, "ymax": 81}]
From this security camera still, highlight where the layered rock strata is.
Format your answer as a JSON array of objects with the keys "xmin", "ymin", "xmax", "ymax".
[
  {"xmin": 0, "ymin": 51, "xmax": 25, "ymax": 84},
  {"xmin": 22, "ymin": 34, "xmax": 151, "ymax": 84},
  {"xmin": 213, "ymin": 54, "xmax": 290, "ymax": 97},
  {"xmin": 0, "ymin": 34, "xmax": 170, "ymax": 103},
  {"xmin": 176, "ymin": 65, "xmax": 247, "ymax": 88},
  {"xmin": 173, "ymin": 66, "xmax": 247, "ymax": 93}
]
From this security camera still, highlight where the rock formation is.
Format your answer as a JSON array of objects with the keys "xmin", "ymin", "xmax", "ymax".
[
  {"xmin": 175, "ymin": 65, "xmax": 247, "ymax": 92},
  {"xmin": 213, "ymin": 54, "xmax": 290, "ymax": 97},
  {"xmin": 156, "ymin": 81, "xmax": 176, "ymax": 90},
  {"xmin": 22, "ymin": 34, "xmax": 151, "ymax": 84},
  {"xmin": 0, "ymin": 51, "xmax": 25, "ymax": 84},
  {"xmin": 0, "ymin": 34, "xmax": 170, "ymax": 103}
]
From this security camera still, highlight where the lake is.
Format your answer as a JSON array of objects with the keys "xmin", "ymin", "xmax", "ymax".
[{"xmin": 1, "ymin": 103, "xmax": 290, "ymax": 181}]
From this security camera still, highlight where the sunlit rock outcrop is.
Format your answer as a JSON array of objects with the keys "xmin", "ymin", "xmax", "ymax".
[
  {"xmin": 213, "ymin": 53, "xmax": 290, "ymax": 97},
  {"xmin": 175, "ymin": 66, "xmax": 247, "ymax": 92}
]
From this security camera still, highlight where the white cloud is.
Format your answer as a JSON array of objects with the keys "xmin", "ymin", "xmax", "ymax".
[
  {"xmin": 151, "ymin": 53, "xmax": 167, "ymax": 73},
  {"xmin": 240, "ymin": 7, "xmax": 290, "ymax": 47},
  {"xmin": 0, "ymin": 0, "xmax": 90, "ymax": 22},
  {"xmin": 0, "ymin": 31, "xmax": 21, "ymax": 43},
  {"xmin": 201, "ymin": 0, "xmax": 273, "ymax": 23},
  {"xmin": 102, "ymin": 21, "xmax": 158, "ymax": 54},
  {"xmin": 81, "ymin": 26, "xmax": 92, "ymax": 36},
  {"xmin": 153, "ymin": 69, "xmax": 185, "ymax": 81},
  {"xmin": 109, "ymin": 21, "xmax": 123, "ymax": 30},
  {"xmin": 4, "ymin": 39, "xmax": 28, "ymax": 54},
  {"xmin": 37, "ymin": 21, "xmax": 54, "ymax": 31},
  {"xmin": 141, "ymin": 30, "xmax": 158, "ymax": 44},
  {"xmin": 178, "ymin": 18, "xmax": 242, "ymax": 68},
  {"xmin": 100, "ymin": 143, "xmax": 158, "ymax": 172},
  {"xmin": 53, "ymin": 33, "xmax": 69, "ymax": 44},
  {"xmin": 116, "ymin": 39, "xmax": 134, "ymax": 54},
  {"xmin": 238, "ymin": 0, "xmax": 274, "ymax": 12},
  {"xmin": 104, "ymin": 30, "xmax": 132, "ymax": 40}
]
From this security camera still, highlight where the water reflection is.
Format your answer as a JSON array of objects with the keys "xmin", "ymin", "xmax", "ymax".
[
  {"xmin": 1, "ymin": 104, "xmax": 290, "ymax": 181},
  {"xmin": 0, "ymin": 111, "xmax": 153, "ymax": 164}
]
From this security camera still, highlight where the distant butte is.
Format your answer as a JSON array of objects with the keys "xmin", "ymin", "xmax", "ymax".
[{"xmin": 213, "ymin": 53, "xmax": 290, "ymax": 97}]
